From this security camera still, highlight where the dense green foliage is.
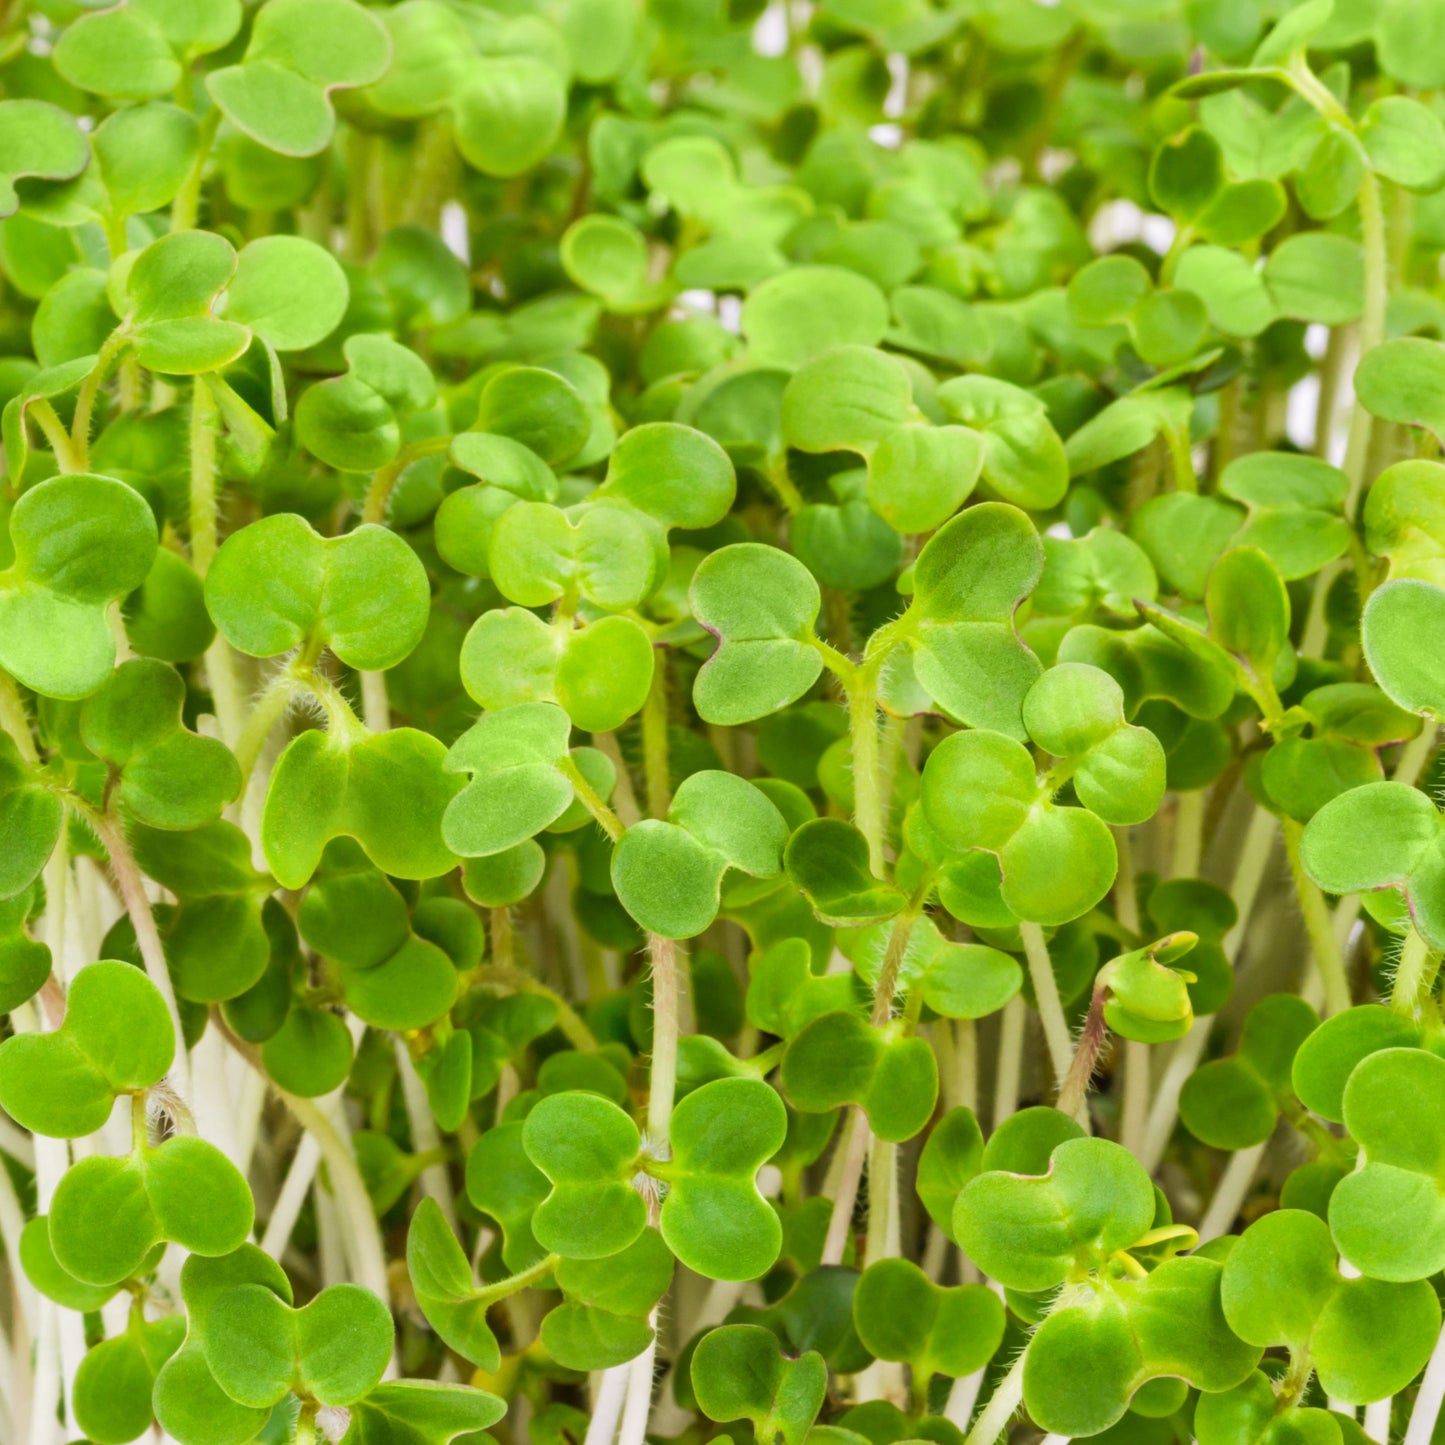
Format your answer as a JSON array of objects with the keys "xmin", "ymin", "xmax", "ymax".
[{"xmin": 3, "ymin": 0, "xmax": 1445, "ymax": 1443}]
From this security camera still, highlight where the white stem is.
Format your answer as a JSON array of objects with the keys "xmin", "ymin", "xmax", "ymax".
[
  {"xmin": 360, "ymin": 670, "xmax": 390, "ymax": 733},
  {"xmin": 585, "ymin": 1363, "xmax": 631, "ymax": 1445},
  {"xmin": 945, "ymin": 1367, "xmax": 987, "ymax": 1429},
  {"xmin": 1198, "ymin": 1142, "xmax": 1266, "ymax": 1242},
  {"xmin": 994, "ymin": 996, "xmax": 1025, "ymax": 1129},
  {"xmin": 1121, "ymin": 1040, "xmax": 1150, "ymax": 1159},
  {"xmin": 394, "ymin": 1041, "xmax": 458, "ymax": 1229},
  {"xmin": 0, "ymin": 1158, "xmax": 36, "ymax": 1336},
  {"xmin": 1019, "ymin": 922, "xmax": 1073, "ymax": 1090},
  {"xmin": 1363, "ymin": 1398, "xmax": 1391, "ymax": 1442},
  {"xmin": 964, "ymin": 1348, "xmax": 1029, "ymax": 1445},
  {"xmin": 0, "ymin": 1115, "xmax": 33, "ymax": 1168},
  {"xmin": 282, "ymin": 1092, "xmax": 390, "ymax": 1304},
  {"xmin": 1406, "ymin": 1325, "xmax": 1445, "ymax": 1445},
  {"xmin": 615, "ymin": 1332, "xmax": 659, "ymax": 1445},
  {"xmin": 260, "ymin": 1132, "xmax": 322, "ymax": 1258},
  {"xmin": 28, "ymin": 1302, "xmax": 58, "ymax": 1445}
]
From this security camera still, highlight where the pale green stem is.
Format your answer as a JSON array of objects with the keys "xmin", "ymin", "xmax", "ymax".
[
  {"xmin": 642, "ymin": 656, "xmax": 671, "ymax": 818},
  {"xmin": 993, "ymin": 995, "xmax": 1026, "ymax": 1129},
  {"xmin": 28, "ymin": 399, "xmax": 82, "ymax": 473},
  {"xmin": 560, "ymin": 757, "xmax": 625, "ymax": 842},
  {"xmin": 474, "ymin": 965, "xmax": 597, "ymax": 1052},
  {"xmin": 821, "ymin": 1106, "xmax": 870, "ymax": 1267},
  {"xmin": 964, "ymin": 1346, "xmax": 1029, "ymax": 1445},
  {"xmin": 170, "ymin": 110, "xmax": 221, "ymax": 234},
  {"xmin": 1393, "ymin": 722, "xmax": 1439, "ymax": 789},
  {"xmin": 1163, "ymin": 422, "xmax": 1197, "ymax": 493},
  {"xmin": 360, "ymin": 434, "xmax": 452, "ymax": 526},
  {"xmin": 849, "ymin": 667, "xmax": 886, "ymax": 878},
  {"xmin": 360, "ymin": 669, "xmax": 390, "ymax": 733},
  {"xmin": 1391, "ymin": 928, "xmax": 1439, "ymax": 1022},
  {"xmin": 1171, "ymin": 789, "xmax": 1203, "ymax": 880},
  {"xmin": 1343, "ymin": 170, "xmax": 1388, "ymax": 521},
  {"xmin": 91, "ymin": 811, "xmax": 193, "ymax": 1106},
  {"xmin": 1019, "ymin": 920, "xmax": 1075, "ymax": 1090},
  {"xmin": 69, "ymin": 331, "xmax": 127, "ymax": 466},
  {"xmin": 232, "ymin": 674, "xmax": 302, "ymax": 792},
  {"xmin": 645, "ymin": 932, "xmax": 679, "ymax": 1148},
  {"xmin": 1199, "ymin": 1140, "xmax": 1266, "ymax": 1242},
  {"xmin": 1282, "ymin": 817, "xmax": 1351, "ymax": 1016}
]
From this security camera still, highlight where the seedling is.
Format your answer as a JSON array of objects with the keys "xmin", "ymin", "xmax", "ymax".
[{"xmin": 4, "ymin": 2, "xmax": 1445, "ymax": 1443}]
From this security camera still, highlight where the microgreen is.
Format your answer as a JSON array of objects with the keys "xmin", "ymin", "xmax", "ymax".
[{"xmin": 5, "ymin": 6, "xmax": 1445, "ymax": 1444}]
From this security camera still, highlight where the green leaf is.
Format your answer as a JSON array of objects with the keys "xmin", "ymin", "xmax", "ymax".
[
  {"xmin": 784, "ymin": 818, "xmax": 905, "ymax": 926},
  {"xmin": 612, "ymin": 771, "xmax": 789, "ymax": 938},
  {"xmin": 660, "ymin": 1077, "xmax": 787, "ymax": 1280},
  {"xmin": 691, "ymin": 544, "xmax": 825, "ymax": 726},
  {"xmin": 50, "ymin": 1135, "xmax": 254, "ymax": 1285},
  {"xmin": 0, "ymin": 961, "xmax": 173, "ymax": 1137},
  {"xmin": 542, "ymin": 1229, "xmax": 672, "ymax": 1370},
  {"xmin": 343, "ymin": 1382, "xmax": 507, "ymax": 1445},
  {"xmin": 406, "ymin": 1197, "xmax": 504, "ymax": 1372},
  {"xmin": 690, "ymin": 1323, "xmax": 828, "ymax": 1445},
  {"xmin": 1330, "ymin": 1048, "xmax": 1445, "ymax": 1281},
  {"xmin": 1022, "ymin": 662, "xmax": 1167, "ymax": 826},
  {"xmin": 921, "ymin": 728, "xmax": 1118, "ymax": 925},
  {"xmin": 1024, "ymin": 1257, "xmax": 1260, "ymax": 1435},
  {"xmin": 1355, "ymin": 338, "xmax": 1445, "ymax": 441},
  {"xmin": 0, "ymin": 472, "xmax": 158, "ymax": 698},
  {"xmin": 206, "ymin": 512, "xmax": 429, "ymax": 670},
  {"xmin": 262, "ymin": 726, "xmax": 462, "ymax": 889},
  {"xmin": 294, "ymin": 334, "xmax": 437, "ymax": 471},
  {"xmin": 208, "ymin": 0, "xmax": 392, "ymax": 157},
  {"xmin": 852, "ymin": 1258, "xmax": 1004, "ymax": 1379},
  {"xmin": 0, "ymin": 733, "xmax": 63, "ymax": 901},
  {"xmin": 898, "ymin": 503, "xmax": 1045, "ymax": 737},
  {"xmin": 204, "ymin": 1281, "xmax": 393, "ymax": 1407},
  {"xmin": 153, "ymin": 1246, "xmax": 294, "ymax": 1445},
  {"xmin": 1300, "ymin": 782, "xmax": 1445, "ymax": 951},
  {"xmin": 1222, "ymin": 1209, "xmax": 1440, "ymax": 1401},
  {"xmin": 0, "ymin": 101, "xmax": 91, "ymax": 218},
  {"xmin": 521, "ymin": 1091, "xmax": 646, "ymax": 1259},
  {"xmin": 1363, "ymin": 579, "xmax": 1445, "ymax": 718},
  {"xmin": 781, "ymin": 1010, "xmax": 938, "ymax": 1141},
  {"xmin": 954, "ymin": 1137, "xmax": 1155, "ymax": 1292},
  {"xmin": 459, "ymin": 608, "xmax": 655, "ymax": 733},
  {"xmin": 80, "ymin": 658, "xmax": 240, "ymax": 828},
  {"xmin": 741, "ymin": 266, "xmax": 890, "ymax": 368}
]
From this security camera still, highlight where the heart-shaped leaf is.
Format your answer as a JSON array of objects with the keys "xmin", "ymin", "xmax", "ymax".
[
  {"xmin": 658, "ymin": 1076, "xmax": 787, "ymax": 1280},
  {"xmin": 206, "ymin": 512, "xmax": 429, "ymax": 671},
  {"xmin": 50, "ymin": 1134, "xmax": 254, "ymax": 1285},
  {"xmin": 204, "ymin": 1281, "xmax": 393, "ymax": 1407},
  {"xmin": 0, "ymin": 961, "xmax": 173, "ymax": 1136},
  {"xmin": 153, "ymin": 1246, "xmax": 294, "ymax": 1445},
  {"xmin": 612, "ymin": 771, "xmax": 789, "ymax": 938},
  {"xmin": 521, "ymin": 1091, "xmax": 646, "ymax": 1259},
  {"xmin": 0, "ymin": 472, "xmax": 157, "ymax": 698},
  {"xmin": 1222, "ymin": 1208, "xmax": 1440, "ymax": 1401},
  {"xmin": 690, "ymin": 1323, "xmax": 828, "ymax": 1445}
]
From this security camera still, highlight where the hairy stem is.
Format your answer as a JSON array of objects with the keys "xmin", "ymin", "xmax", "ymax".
[
  {"xmin": 1343, "ymin": 170, "xmax": 1388, "ymax": 521},
  {"xmin": 964, "ymin": 1346, "xmax": 1029, "ymax": 1445},
  {"xmin": 91, "ymin": 811, "xmax": 193, "ymax": 1105},
  {"xmin": 821, "ymin": 1107, "xmax": 870, "ymax": 1267},
  {"xmin": 646, "ymin": 932, "xmax": 679, "ymax": 1146},
  {"xmin": 1019, "ymin": 921, "xmax": 1075, "ymax": 1091},
  {"xmin": 1282, "ymin": 817, "xmax": 1351, "ymax": 1016},
  {"xmin": 642, "ymin": 655, "xmax": 671, "ymax": 818},
  {"xmin": 848, "ymin": 668, "xmax": 886, "ymax": 878}
]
